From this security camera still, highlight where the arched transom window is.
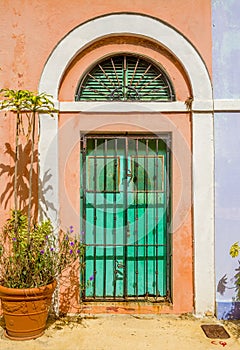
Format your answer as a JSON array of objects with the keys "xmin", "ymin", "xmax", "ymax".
[{"xmin": 75, "ymin": 55, "xmax": 175, "ymax": 101}]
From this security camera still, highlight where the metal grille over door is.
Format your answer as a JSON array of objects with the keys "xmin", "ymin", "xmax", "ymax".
[{"xmin": 81, "ymin": 135, "xmax": 171, "ymax": 301}]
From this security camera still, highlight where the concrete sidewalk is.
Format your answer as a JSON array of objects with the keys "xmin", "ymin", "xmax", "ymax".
[{"xmin": 0, "ymin": 314, "xmax": 239, "ymax": 350}]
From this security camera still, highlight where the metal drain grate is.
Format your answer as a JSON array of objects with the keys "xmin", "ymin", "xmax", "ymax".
[{"xmin": 201, "ymin": 325, "xmax": 230, "ymax": 339}]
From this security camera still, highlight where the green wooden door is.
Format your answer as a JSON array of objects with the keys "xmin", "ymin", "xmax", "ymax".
[{"xmin": 81, "ymin": 135, "xmax": 171, "ymax": 301}]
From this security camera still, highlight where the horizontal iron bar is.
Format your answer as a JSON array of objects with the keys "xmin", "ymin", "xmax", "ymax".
[
  {"xmin": 82, "ymin": 134, "xmax": 171, "ymax": 140},
  {"xmin": 85, "ymin": 243, "xmax": 167, "ymax": 247},
  {"xmin": 85, "ymin": 190, "xmax": 165, "ymax": 193},
  {"xmin": 83, "ymin": 296, "xmax": 168, "ymax": 302},
  {"xmin": 85, "ymin": 204, "xmax": 164, "ymax": 209}
]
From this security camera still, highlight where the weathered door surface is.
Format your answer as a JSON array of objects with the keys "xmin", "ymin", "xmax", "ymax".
[{"xmin": 81, "ymin": 135, "xmax": 171, "ymax": 301}]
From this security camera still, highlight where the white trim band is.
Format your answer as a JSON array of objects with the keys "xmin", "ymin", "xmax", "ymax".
[{"xmin": 58, "ymin": 99, "xmax": 240, "ymax": 113}]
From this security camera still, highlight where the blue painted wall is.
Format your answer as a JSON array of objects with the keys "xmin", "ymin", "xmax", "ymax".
[
  {"xmin": 212, "ymin": 0, "xmax": 240, "ymax": 99},
  {"xmin": 213, "ymin": 0, "xmax": 240, "ymax": 319}
]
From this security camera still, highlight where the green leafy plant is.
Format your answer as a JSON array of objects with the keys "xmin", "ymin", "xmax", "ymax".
[
  {"xmin": 0, "ymin": 210, "xmax": 84, "ymax": 288},
  {"xmin": 230, "ymin": 241, "xmax": 240, "ymax": 300}
]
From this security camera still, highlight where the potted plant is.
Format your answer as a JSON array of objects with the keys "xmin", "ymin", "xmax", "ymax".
[{"xmin": 0, "ymin": 89, "xmax": 84, "ymax": 340}]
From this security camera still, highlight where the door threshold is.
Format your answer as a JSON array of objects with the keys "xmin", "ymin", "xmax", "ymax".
[{"xmin": 80, "ymin": 301, "xmax": 173, "ymax": 314}]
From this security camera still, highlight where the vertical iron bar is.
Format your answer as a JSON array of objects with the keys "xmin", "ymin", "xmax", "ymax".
[
  {"xmin": 135, "ymin": 139, "xmax": 139, "ymax": 298},
  {"xmin": 123, "ymin": 137, "xmax": 128, "ymax": 299},
  {"xmin": 155, "ymin": 139, "xmax": 159, "ymax": 297},
  {"xmin": 103, "ymin": 139, "xmax": 107, "ymax": 298},
  {"xmin": 81, "ymin": 136, "xmax": 87, "ymax": 299},
  {"xmin": 166, "ymin": 137, "xmax": 171, "ymax": 295},
  {"xmin": 145, "ymin": 140, "xmax": 149, "ymax": 297},
  {"xmin": 93, "ymin": 139, "xmax": 97, "ymax": 299},
  {"xmin": 113, "ymin": 138, "xmax": 117, "ymax": 299}
]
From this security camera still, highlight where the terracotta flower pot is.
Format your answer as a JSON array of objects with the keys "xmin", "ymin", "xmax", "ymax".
[{"xmin": 0, "ymin": 280, "xmax": 56, "ymax": 340}]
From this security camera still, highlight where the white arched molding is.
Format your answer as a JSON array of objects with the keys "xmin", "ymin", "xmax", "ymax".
[{"xmin": 39, "ymin": 13, "xmax": 214, "ymax": 316}]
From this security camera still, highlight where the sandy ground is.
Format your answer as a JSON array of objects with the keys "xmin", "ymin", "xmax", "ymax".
[{"xmin": 0, "ymin": 314, "xmax": 239, "ymax": 350}]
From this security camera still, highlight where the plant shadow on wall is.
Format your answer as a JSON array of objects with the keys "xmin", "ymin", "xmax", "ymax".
[
  {"xmin": 0, "ymin": 141, "xmax": 38, "ymax": 217},
  {"xmin": 217, "ymin": 242, "xmax": 240, "ymax": 319},
  {"xmin": 0, "ymin": 142, "xmax": 57, "ymax": 221},
  {"xmin": 0, "ymin": 89, "xmax": 86, "ymax": 341}
]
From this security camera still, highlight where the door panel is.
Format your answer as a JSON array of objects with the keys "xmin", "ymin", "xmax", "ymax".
[{"xmin": 81, "ymin": 135, "xmax": 171, "ymax": 301}]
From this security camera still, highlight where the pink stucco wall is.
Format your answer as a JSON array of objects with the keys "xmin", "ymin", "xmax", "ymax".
[{"xmin": 0, "ymin": 0, "xmax": 211, "ymax": 91}]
